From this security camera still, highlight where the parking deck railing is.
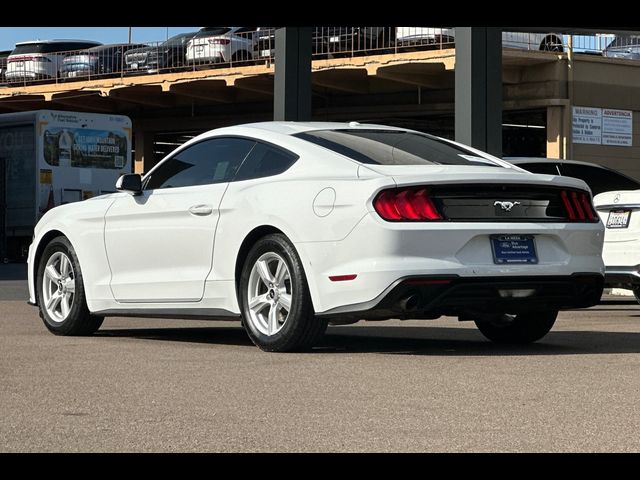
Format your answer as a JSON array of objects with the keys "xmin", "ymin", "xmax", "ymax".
[{"xmin": 0, "ymin": 28, "xmax": 636, "ymax": 88}]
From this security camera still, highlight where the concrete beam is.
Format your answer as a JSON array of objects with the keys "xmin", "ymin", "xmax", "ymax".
[
  {"xmin": 109, "ymin": 87, "xmax": 174, "ymax": 108},
  {"xmin": 231, "ymin": 77, "xmax": 274, "ymax": 96},
  {"xmin": 169, "ymin": 83, "xmax": 235, "ymax": 104},
  {"xmin": 312, "ymin": 69, "xmax": 369, "ymax": 94},
  {"xmin": 49, "ymin": 92, "xmax": 115, "ymax": 112}
]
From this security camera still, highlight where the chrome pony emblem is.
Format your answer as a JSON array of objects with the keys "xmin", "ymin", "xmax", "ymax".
[
  {"xmin": 614, "ymin": 194, "xmax": 621, "ymax": 204},
  {"xmin": 494, "ymin": 201, "xmax": 521, "ymax": 212}
]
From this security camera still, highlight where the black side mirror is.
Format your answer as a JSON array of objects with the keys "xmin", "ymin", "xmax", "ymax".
[{"xmin": 116, "ymin": 173, "xmax": 142, "ymax": 195}]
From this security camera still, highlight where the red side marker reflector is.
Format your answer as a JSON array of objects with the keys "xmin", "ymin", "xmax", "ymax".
[{"xmin": 329, "ymin": 275, "xmax": 358, "ymax": 282}]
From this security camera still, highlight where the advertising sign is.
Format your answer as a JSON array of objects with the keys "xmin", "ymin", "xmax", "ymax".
[{"xmin": 43, "ymin": 127, "xmax": 127, "ymax": 169}]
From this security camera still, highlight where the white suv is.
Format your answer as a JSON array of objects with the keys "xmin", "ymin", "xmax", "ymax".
[
  {"xmin": 185, "ymin": 27, "xmax": 257, "ymax": 65},
  {"xmin": 5, "ymin": 39, "xmax": 102, "ymax": 82}
]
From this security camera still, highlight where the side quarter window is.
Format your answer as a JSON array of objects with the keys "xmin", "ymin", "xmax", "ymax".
[
  {"xmin": 145, "ymin": 137, "xmax": 256, "ymax": 190},
  {"xmin": 233, "ymin": 142, "xmax": 298, "ymax": 181}
]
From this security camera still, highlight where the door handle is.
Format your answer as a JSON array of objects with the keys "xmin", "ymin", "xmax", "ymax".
[{"xmin": 188, "ymin": 204, "xmax": 213, "ymax": 216}]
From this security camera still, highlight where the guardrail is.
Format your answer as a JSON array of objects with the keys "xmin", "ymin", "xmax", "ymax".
[{"xmin": 0, "ymin": 28, "xmax": 636, "ymax": 89}]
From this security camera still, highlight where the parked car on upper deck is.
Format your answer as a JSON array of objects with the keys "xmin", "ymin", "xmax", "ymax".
[
  {"xmin": 5, "ymin": 40, "xmax": 102, "ymax": 82},
  {"xmin": 314, "ymin": 27, "xmax": 395, "ymax": 55},
  {"xmin": 603, "ymin": 35, "xmax": 640, "ymax": 60},
  {"xmin": 504, "ymin": 158, "xmax": 640, "ymax": 196},
  {"xmin": 124, "ymin": 31, "xmax": 197, "ymax": 74},
  {"xmin": 61, "ymin": 43, "xmax": 148, "ymax": 79},
  {"xmin": 186, "ymin": 27, "xmax": 257, "ymax": 65},
  {"xmin": 396, "ymin": 28, "xmax": 564, "ymax": 52},
  {"xmin": 0, "ymin": 50, "xmax": 10, "ymax": 84}
]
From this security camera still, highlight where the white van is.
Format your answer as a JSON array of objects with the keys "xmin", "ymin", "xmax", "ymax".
[{"xmin": 5, "ymin": 39, "xmax": 102, "ymax": 82}]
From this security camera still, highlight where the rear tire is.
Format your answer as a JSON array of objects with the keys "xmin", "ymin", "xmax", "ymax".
[
  {"xmin": 239, "ymin": 234, "xmax": 327, "ymax": 352},
  {"xmin": 36, "ymin": 236, "xmax": 103, "ymax": 336},
  {"xmin": 632, "ymin": 287, "xmax": 640, "ymax": 304},
  {"xmin": 474, "ymin": 311, "xmax": 558, "ymax": 344}
]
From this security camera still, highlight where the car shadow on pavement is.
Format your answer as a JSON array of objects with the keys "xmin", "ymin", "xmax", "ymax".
[{"xmin": 96, "ymin": 325, "xmax": 640, "ymax": 356}]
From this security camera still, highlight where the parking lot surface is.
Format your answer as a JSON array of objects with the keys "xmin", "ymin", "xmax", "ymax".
[{"xmin": 1, "ymin": 265, "xmax": 639, "ymax": 452}]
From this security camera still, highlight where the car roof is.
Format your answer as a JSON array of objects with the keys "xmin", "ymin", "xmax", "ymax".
[
  {"xmin": 15, "ymin": 39, "xmax": 102, "ymax": 46},
  {"xmin": 238, "ymin": 121, "xmax": 409, "ymax": 136}
]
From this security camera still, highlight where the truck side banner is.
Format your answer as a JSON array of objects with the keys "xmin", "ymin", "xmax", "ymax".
[{"xmin": 43, "ymin": 127, "xmax": 127, "ymax": 169}]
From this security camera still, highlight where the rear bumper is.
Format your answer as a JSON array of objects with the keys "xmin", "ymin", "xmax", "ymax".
[
  {"xmin": 604, "ymin": 266, "xmax": 640, "ymax": 288},
  {"xmin": 319, "ymin": 274, "xmax": 604, "ymax": 319},
  {"xmin": 297, "ymin": 211, "xmax": 605, "ymax": 314}
]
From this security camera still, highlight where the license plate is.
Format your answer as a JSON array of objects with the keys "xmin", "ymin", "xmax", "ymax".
[
  {"xmin": 260, "ymin": 49, "xmax": 272, "ymax": 57},
  {"xmin": 14, "ymin": 61, "xmax": 24, "ymax": 68},
  {"xmin": 196, "ymin": 45, "xmax": 204, "ymax": 52},
  {"xmin": 329, "ymin": 36, "xmax": 340, "ymax": 43},
  {"xmin": 607, "ymin": 210, "xmax": 631, "ymax": 229},
  {"xmin": 130, "ymin": 62, "xmax": 138, "ymax": 69},
  {"xmin": 68, "ymin": 71, "xmax": 77, "ymax": 77},
  {"xmin": 490, "ymin": 235, "xmax": 538, "ymax": 264}
]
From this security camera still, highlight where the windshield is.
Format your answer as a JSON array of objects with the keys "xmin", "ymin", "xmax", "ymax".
[{"xmin": 295, "ymin": 129, "xmax": 501, "ymax": 167}]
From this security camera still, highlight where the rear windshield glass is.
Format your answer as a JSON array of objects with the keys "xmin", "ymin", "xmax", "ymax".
[
  {"xmin": 295, "ymin": 129, "xmax": 501, "ymax": 167},
  {"xmin": 12, "ymin": 42, "xmax": 98, "ymax": 54},
  {"xmin": 196, "ymin": 27, "xmax": 232, "ymax": 37}
]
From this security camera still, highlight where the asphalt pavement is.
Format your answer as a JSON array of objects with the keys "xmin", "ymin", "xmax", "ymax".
[{"xmin": 1, "ymin": 264, "xmax": 640, "ymax": 452}]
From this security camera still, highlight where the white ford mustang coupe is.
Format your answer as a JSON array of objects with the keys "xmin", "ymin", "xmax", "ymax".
[{"xmin": 28, "ymin": 122, "xmax": 605, "ymax": 351}]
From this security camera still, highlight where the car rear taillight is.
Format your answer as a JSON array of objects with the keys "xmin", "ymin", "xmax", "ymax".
[
  {"xmin": 561, "ymin": 190, "xmax": 598, "ymax": 222},
  {"xmin": 373, "ymin": 188, "xmax": 442, "ymax": 222}
]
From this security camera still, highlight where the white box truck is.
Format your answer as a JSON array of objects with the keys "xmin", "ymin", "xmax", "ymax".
[{"xmin": 0, "ymin": 110, "xmax": 132, "ymax": 261}]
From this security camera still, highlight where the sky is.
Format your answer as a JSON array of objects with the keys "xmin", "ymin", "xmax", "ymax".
[{"xmin": 0, "ymin": 27, "xmax": 200, "ymax": 51}]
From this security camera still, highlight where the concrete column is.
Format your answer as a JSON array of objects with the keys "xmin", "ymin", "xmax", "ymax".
[
  {"xmin": 455, "ymin": 27, "xmax": 503, "ymax": 157},
  {"xmin": 274, "ymin": 27, "xmax": 312, "ymax": 121},
  {"xmin": 546, "ymin": 106, "xmax": 564, "ymax": 159},
  {"xmin": 134, "ymin": 130, "xmax": 155, "ymax": 175}
]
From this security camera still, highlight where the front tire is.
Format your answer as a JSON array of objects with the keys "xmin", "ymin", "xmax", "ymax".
[
  {"xmin": 474, "ymin": 311, "xmax": 558, "ymax": 344},
  {"xmin": 239, "ymin": 234, "xmax": 327, "ymax": 352},
  {"xmin": 36, "ymin": 236, "xmax": 103, "ymax": 336}
]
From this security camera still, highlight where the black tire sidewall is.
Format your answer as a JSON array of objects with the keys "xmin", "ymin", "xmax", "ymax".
[
  {"xmin": 475, "ymin": 311, "xmax": 558, "ymax": 344},
  {"xmin": 239, "ymin": 234, "xmax": 316, "ymax": 351}
]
